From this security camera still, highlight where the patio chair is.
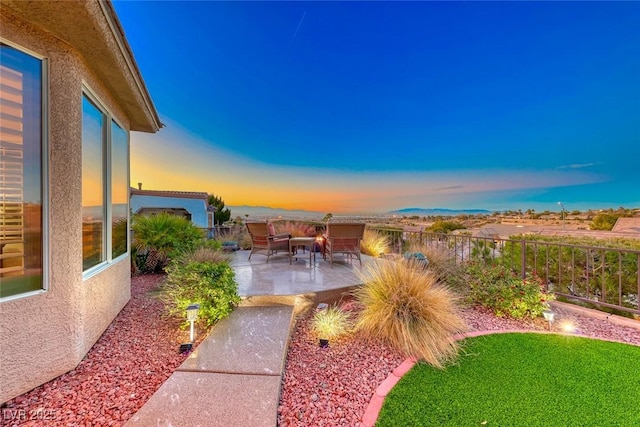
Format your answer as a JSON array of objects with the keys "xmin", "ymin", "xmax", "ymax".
[
  {"xmin": 323, "ymin": 222, "xmax": 366, "ymax": 267},
  {"xmin": 246, "ymin": 222, "xmax": 291, "ymax": 262}
]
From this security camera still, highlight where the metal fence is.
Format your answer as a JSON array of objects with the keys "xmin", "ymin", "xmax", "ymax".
[{"xmin": 371, "ymin": 229, "xmax": 640, "ymax": 316}]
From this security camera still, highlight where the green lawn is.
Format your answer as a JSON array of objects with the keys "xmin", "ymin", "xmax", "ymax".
[{"xmin": 377, "ymin": 333, "xmax": 640, "ymax": 427}]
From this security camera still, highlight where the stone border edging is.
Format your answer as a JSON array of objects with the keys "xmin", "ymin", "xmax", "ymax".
[{"xmin": 360, "ymin": 328, "xmax": 638, "ymax": 426}]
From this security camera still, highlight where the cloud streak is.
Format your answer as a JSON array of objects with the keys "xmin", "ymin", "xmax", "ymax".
[
  {"xmin": 557, "ymin": 162, "xmax": 601, "ymax": 169},
  {"xmin": 130, "ymin": 122, "xmax": 608, "ymax": 214},
  {"xmin": 289, "ymin": 10, "xmax": 306, "ymax": 47}
]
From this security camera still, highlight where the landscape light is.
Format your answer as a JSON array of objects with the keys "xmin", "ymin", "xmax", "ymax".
[
  {"xmin": 186, "ymin": 304, "xmax": 200, "ymax": 342},
  {"xmin": 561, "ymin": 321, "xmax": 576, "ymax": 333},
  {"xmin": 543, "ymin": 310, "xmax": 555, "ymax": 330},
  {"xmin": 180, "ymin": 304, "xmax": 200, "ymax": 353}
]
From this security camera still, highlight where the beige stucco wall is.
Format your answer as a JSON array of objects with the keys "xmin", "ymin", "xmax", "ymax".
[{"xmin": 1, "ymin": 10, "xmax": 132, "ymax": 403}]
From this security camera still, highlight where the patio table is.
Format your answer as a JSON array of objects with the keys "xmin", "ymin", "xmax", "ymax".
[{"xmin": 289, "ymin": 237, "xmax": 316, "ymax": 265}]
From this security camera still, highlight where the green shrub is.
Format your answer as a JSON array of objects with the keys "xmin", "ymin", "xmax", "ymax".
[
  {"xmin": 312, "ymin": 306, "xmax": 353, "ymax": 340},
  {"xmin": 132, "ymin": 213, "xmax": 204, "ymax": 272},
  {"xmin": 428, "ymin": 220, "xmax": 465, "ymax": 234},
  {"xmin": 162, "ymin": 259, "xmax": 241, "ymax": 327},
  {"xmin": 354, "ymin": 260, "xmax": 466, "ymax": 368},
  {"xmin": 465, "ymin": 263, "xmax": 554, "ymax": 319}
]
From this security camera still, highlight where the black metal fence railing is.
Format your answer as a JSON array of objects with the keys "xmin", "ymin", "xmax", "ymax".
[{"xmin": 370, "ymin": 229, "xmax": 640, "ymax": 316}]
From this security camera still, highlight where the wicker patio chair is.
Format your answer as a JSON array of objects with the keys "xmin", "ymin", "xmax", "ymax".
[
  {"xmin": 246, "ymin": 222, "xmax": 291, "ymax": 262},
  {"xmin": 323, "ymin": 222, "xmax": 366, "ymax": 267}
]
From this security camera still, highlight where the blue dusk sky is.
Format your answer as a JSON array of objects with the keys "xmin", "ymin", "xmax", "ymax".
[{"xmin": 113, "ymin": 1, "xmax": 640, "ymax": 214}]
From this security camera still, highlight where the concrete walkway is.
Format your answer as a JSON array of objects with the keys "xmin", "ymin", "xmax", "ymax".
[
  {"xmin": 126, "ymin": 305, "xmax": 295, "ymax": 426},
  {"xmin": 126, "ymin": 250, "xmax": 368, "ymax": 426}
]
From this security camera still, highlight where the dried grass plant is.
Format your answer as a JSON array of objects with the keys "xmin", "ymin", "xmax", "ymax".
[
  {"xmin": 182, "ymin": 246, "xmax": 231, "ymax": 264},
  {"xmin": 354, "ymin": 260, "xmax": 467, "ymax": 368},
  {"xmin": 276, "ymin": 221, "xmax": 317, "ymax": 237},
  {"xmin": 407, "ymin": 242, "xmax": 468, "ymax": 294},
  {"xmin": 312, "ymin": 306, "xmax": 353, "ymax": 340},
  {"xmin": 361, "ymin": 229, "xmax": 391, "ymax": 257}
]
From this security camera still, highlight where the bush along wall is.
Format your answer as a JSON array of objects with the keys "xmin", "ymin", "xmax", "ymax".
[{"xmin": 162, "ymin": 258, "xmax": 241, "ymax": 328}]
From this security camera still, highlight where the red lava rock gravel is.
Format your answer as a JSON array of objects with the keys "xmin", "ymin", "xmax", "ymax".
[{"xmin": 1, "ymin": 274, "xmax": 201, "ymax": 427}]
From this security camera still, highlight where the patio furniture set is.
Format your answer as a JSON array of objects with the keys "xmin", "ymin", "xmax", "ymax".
[{"xmin": 245, "ymin": 222, "xmax": 366, "ymax": 267}]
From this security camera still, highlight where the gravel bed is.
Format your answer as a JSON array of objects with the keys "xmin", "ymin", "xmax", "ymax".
[
  {"xmin": 2, "ymin": 275, "xmax": 638, "ymax": 426},
  {"xmin": 2, "ymin": 274, "xmax": 200, "ymax": 427}
]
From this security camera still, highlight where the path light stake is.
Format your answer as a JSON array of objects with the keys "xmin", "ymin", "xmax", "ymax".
[
  {"xmin": 187, "ymin": 304, "xmax": 200, "ymax": 342},
  {"xmin": 543, "ymin": 310, "xmax": 555, "ymax": 331},
  {"xmin": 179, "ymin": 304, "xmax": 200, "ymax": 354}
]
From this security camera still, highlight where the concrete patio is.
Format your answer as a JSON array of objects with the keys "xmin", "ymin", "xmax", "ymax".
[
  {"xmin": 233, "ymin": 248, "xmax": 376, "ymax": 312},
  {"xmin": 127, "ymin": 249, "xmax": 373, "ymax": 426}
]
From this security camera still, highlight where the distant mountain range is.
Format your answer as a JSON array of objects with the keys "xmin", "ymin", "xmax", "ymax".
[
  {"xmin": 228, "ymin": 205, "xmax": 324, "ymax": 219},
  {"xmin": 229, "ymin": 205, "xmax": 492, "ymax": 219},
  {"xmin": 388, "ymin": 208, "xmax": 492, "ymax": 216}
]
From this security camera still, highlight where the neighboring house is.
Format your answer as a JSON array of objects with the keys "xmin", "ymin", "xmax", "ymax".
[
  {"xmin": 461, "ymin": 224, "xmax": 545, "ymax": 240},
  {"xmin": 0, "ymin": 1, "xmax": 161, "ymax": 403},
  {"xmin": 130, "ymin": 187, "xmax": 212, "ymax": 229}
]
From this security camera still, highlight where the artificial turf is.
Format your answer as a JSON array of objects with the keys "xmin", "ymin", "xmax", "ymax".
[{"xmin": 376, "ymin": 333, "xmax": 640, "ymax": 427}]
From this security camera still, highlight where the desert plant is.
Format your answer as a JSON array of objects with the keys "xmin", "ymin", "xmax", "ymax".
[
  {"xmin": 406, "ymin": 242, "xmax": 467, "ymax": 293},
  {"xmin": 217, "ymin": 225, "xmax": 251, "ymax": 249},
  {"xmin": 180, "ymin": 246, "xmax": 230, "ymax": 264},
  {"xmin": 162, "ymin": 258, "xmax": 240, "ymax": 328},
  {"xmin": 465, "ymin": 262, "xmax": 554, "ymax": 319},
  {"xmin": 361, "ymin": 229, "xmax": 391, "ymax": 256},
  {"xmin": 276, "ymin": 220, "xmax": 316, "ymax": 237},
  {"xmin": 428, "ymin": 220, "xmax": 465, "ymax": 234},
  {"xmin": 312, "ymin": 306, "xmax": 353, "ymax": 340},
  {"xmin": 132, "ymin": 212, "xmax": 204, "ymax": 272},
  {"xmin": 354, "ymin": 260, "xmax": 466, "ymax": 368}
]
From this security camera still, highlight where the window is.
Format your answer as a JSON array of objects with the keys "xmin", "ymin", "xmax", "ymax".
[
  {"xmin": 0, "ymin": 43, "xmax": 45, "ymax": 299},
  {"xmin": 81, "ymin": 96, "xmax": 106, "ymax": 270},
  {"xmin": 111, "ymin": 121, "xmax": 128, "ymax": 259},
  {"xmin": 82, "ymin": 91, "xmax": 130, "ymax": 274}
]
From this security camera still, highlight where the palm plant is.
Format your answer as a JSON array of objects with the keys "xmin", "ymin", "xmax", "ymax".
[{"xmin": 132, "ymin": 212, "xmax": 203, "ymax": 272}]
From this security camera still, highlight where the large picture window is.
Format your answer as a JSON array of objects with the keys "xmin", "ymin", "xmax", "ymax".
[
  {"xmin": 0, "ymin": 43, "xmax": 45, "ymax": 299},
  {"xmin": 82, "ymin": 92, "xmax": 130, "ymax": 274},
  {"xmin": 111, "ymin": 121, "xmax": 128, "ymax": 259},
  {"xmin": 81, "ymin": 96, "xmax": 106, "ymax": 270}
]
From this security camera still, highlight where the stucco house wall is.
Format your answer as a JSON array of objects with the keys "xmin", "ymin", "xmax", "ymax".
[
  {"xmin": 131, "ymin": 192, "xmax": 210, "ymax": 228},
  {"xmin": 0, "ymin": 1, "xmax": 160, "ymax": 403}
]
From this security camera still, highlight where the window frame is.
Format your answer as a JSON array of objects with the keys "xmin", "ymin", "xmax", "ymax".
[
  {"xmin": 81, "ymin": 85, "xmax": 130, "ymax": 280},
  {"xmin": 0, "ymin": 39, "xmax": 49, "ymax": 302}
]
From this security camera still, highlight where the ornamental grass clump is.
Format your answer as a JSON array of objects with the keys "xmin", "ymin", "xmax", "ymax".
[
  {"xmin": 312, "ymin": 306, "xmax": 353, "ymax": 341},
  {"xmin": 277, "ymin": 220, "xmax": 317, "ymax": 237},
  {"xmin": 361, "ymin": 229, "xmax": 391, "ymax": 257},
  {"xmin": 354, "ymin": 260, "xmax": 467, "ymax": 368},
  {"xmin": 407, "ymin": 242, "xmax": 466, "ymax": 293},
  {"xmin": 182, "ymin": 245, "xmax": 230, "ymax": 264}
]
